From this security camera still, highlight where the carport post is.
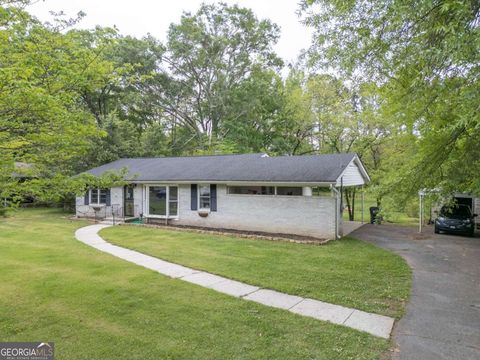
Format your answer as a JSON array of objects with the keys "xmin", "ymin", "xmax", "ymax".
[
  {"xmin": 361, "ymin": 185, "xmax": 364, "ymax": 224},
  {"xmin": 419, "ymin": 192, "xmax": 423, "ymax": 233}
]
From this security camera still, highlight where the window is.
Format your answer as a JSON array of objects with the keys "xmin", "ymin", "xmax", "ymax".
[
  {"xmin": 169, "ymin": 186, "xmax": 178, "ymax": 216},
  {"xmin": 90, "ymin": 189, "xmax": 108, "ymax": 204},
  {"xmin": 148, "ymin": 186, "xmax": 178, "ymax": 217},
  {"xmin": 312, "ymin": 187, "xmax": 331, "ymax": 196},
  {"xmin": 99, "ymin": 189, "xmax": 107, "ymax": 204},
  {"xmin": 226, "ymin": 186, "xmax": 303, "ymax": 196},
  {"xmin": 91, "ymin": 190, "xmax": 98, "ymax": 204},
  {"xmin": 149, "ymin": 186, "xmax": 167, "ymax": 216},
  {"xmin": 276, "ymin": 187, "xmax": 302, "ymax": 196},
  {"xmin": 199, "ymin": 185, "xmax": 210, "ymax": 209},
  {"xmin": 227, "ymin": 186, "xmax": 275, "ymax": 195}
]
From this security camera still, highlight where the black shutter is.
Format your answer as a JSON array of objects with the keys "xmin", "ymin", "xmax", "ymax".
[
  {"xmin": 106, "ymin": 189, "xmax": 111, "ymax": 206},
  {"xmin": 191, "ymin": 184, "xmax": 198, "ymax": 210},
  {"xmin": 84, "ymin": 190, "xmax": 90, "ymax": 205},
  {"xmin": 210, "ymin": 184, "xmax": 217, "ymax": 211}
]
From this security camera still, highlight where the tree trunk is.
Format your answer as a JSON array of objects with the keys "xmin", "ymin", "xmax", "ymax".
[
  {"xmin": 344, "ymin": 187, "xmax": 357, "ymax": 221},
  {"xmin": 351, "ymin": 188, "xmax": 355, "ymax": 221}
]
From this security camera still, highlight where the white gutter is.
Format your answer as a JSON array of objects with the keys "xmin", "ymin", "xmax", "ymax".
[{"xmin": 129, "ymin": 180, "xmax": 335, "ymax": 186}]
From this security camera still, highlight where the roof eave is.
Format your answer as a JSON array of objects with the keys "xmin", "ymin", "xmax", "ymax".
[
  {"xmin": 127, "ymin": 180, "xmax": 336, "ymax": 186},
  {"xmin": 335, "ymin": 154, "xmax": 371, "ymax": 186}
]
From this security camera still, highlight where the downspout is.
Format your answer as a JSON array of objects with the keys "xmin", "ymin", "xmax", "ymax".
[
  {"xmin": 142, "ymin": 185, "xmax": 146, "ymax": 224},
  {"xmin": 361, "ymin": 185, "xmax": 364, "ymax": 224},
  {"xmin": 340, "ymin": 177, "xmax": 343, "ymax": 211},
  {"xmin": 330, "ymin": 185, "xmax": 341, "ymax": 240}
]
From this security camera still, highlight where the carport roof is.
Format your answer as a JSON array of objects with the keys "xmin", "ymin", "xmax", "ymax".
[{"xmin": 83, "ymin": 152, "xmax": 368, "ymax": 184}]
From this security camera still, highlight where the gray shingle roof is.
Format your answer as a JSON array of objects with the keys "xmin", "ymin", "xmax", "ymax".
[{"xmin": 84, "ymin": 153, "xmax": 358, "ymax": 183}]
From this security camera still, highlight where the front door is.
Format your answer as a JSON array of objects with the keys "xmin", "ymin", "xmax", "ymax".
[{"xmin": 124, "ymin": 185, "xmax": 135, "ymax": 217}]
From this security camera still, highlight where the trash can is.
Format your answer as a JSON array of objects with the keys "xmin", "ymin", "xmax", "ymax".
[{"xmin": 369, "ymin": 207, "xmax": 380, "ymax": 224}]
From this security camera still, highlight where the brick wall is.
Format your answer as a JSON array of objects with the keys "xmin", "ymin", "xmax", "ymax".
[{"xmin": 171, "ymin": 185, "xmax": 336, "ymax": 239}]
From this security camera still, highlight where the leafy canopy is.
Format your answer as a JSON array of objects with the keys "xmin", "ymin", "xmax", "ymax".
[
  {"xmin": 301, "ymin": 0, "xmax": 480, "ymax": 198},
  {"xmin": 0, "ymin": 3, "xmax": 124, "ymax": 203}
]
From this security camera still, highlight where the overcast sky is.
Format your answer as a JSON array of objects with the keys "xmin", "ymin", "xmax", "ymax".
[{"xmin": 28, "ymin": 0, "xmax": 312, "ymax": 66}]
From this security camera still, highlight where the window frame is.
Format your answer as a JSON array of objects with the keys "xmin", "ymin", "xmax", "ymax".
[
  {"xmin": 275, "ymin": 186, "xmax": 303, "ymax": 196},
  {"xmin": 145, "ymin": 185, "xmax": 179, "ymax": 219},
  {"xmin": 168, "ymin": 186, "xmax": 178, "ymax": 217},
  {"xmin": 227, "ymin": 186, "xmax": 275, "ymax": 196},
  {"xmin": 90, "ymin": 188, "xmax": 108, "ymax": 205},
  {"xmin": 198, "ymin": 184, "xmax": 211, "ymax": 210},
  {"xmin": 226, "ymin": 185, "xmax": 304, "ymax": 197}
]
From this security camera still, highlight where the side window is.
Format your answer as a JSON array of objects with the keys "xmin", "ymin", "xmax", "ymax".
[
  {"xmin": 91, "ymin": 189, "xmax": 99, "ymax": 204},
  {"xmin": 227, "ymin": 186, "xmax": 274, "ymax": 195},
  {"xmin": 90, "ymin": 189, "xmax": 109, "ymax": 204},
  {"xmin": 198, "ymin": 185, "xmax": 211, "ymax": 209},
  {"xmin": 276, "ymin": 187, "xmax": 302, "ymax": 196},
  {"xmin": 169, "ymin": 186, "xmax": 178, "ymax": 216},
  {"xmin": 99, "ymin": 189, "xmax": 107, "ymax": 204}
]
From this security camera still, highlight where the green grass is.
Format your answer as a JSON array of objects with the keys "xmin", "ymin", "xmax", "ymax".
[
  {"xmin": 102, "ymin": 225, "xmax": 411, "ymax": 319},
  {"xmin": 0, "ymin": 208, "xmax": 390, "ymax": 359},
  {"xmin": 342, "ymin": 193, "xmax": 418, "ymax": 226}
]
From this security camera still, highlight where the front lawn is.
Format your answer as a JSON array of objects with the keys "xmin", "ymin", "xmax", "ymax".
[
  {"xmin": 102, "ymin": 223, "xmax": 411, "ymax": 318},
  {"xmin": 0, "ymin": 209, "xmax": 389, "ymax": 359}
]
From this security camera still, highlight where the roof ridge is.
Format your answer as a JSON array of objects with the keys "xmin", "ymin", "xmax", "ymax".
[
  {"xmin": 116, "ymin": 152, "xmax": 356, "ymax": 161},
  {"xmin": 117, "ymin": 153, "xmax": 265, "ymax": 160},
  {"xmin": 262, "ymin": 152, "xmax": 356, "ymax": 159}
]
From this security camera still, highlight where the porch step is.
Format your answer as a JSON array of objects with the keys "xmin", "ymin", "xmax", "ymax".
[
  {"xmin": 100, "ymin": 218, "xmax": 124, "ymax": 225},
  {"xmin": 99, "ymin": 216, "xmax": 139, "ymax": 225}
]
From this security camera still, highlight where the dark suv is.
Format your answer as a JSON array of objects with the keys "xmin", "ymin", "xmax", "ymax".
[{"xmin": 434, "ymin": 204, "xmax": 477, "ymax": 237}]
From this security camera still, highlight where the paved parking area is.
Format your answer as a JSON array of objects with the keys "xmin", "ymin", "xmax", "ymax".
[{"xmin": 351, "ymin": 224, "xmax": 480, "ymax": 360}]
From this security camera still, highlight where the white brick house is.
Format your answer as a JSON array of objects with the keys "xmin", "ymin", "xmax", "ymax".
[{"xmin": 76, "ymin": 153, "xmax": 370, "ymax": 239}]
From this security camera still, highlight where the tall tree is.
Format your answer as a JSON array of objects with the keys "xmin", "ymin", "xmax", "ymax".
[
  {"xmin": 301, "ymin": 0, "xmax": 480, "ymax": 199},
  {"xmin": 0, "ymin": 2, "xmax": 122, "ymax": 204},
  {"xmin": 151, "ymin": 2, "xmax": 283, "ymax": 150},
  {"xmin": 74, "ymin": 4, "xmax": 285, "ymax": 159},
  {"xmin": 72, "ymin": 31, "xmax": 169, "ymax": 167},
  {"xmin": 269, "ymin": 70, "xmax": 316, "ymax": 156},
  {"xmin": 308, "ymin": 75, "xmax": 390, "ymax": 219}
]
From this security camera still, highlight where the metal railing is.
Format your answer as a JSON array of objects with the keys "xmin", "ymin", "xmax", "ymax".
[
  {"xmin": 77, "ymin": 204, "xmax": 139, "ymax": 225},
  {"xmin": 109, "ymin": 204, "xmax": 139, "ymax": 224}
]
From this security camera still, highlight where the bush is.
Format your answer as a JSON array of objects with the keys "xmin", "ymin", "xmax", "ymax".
[{"xmin": 404, "ymin": 200, "xmax": 419, "ymax": 218}]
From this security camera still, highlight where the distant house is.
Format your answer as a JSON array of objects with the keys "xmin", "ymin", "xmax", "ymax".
[
  {"xmin": 76, "ymin": 153, "xmax": 370, "ymax": 239},
  {"xmin": 4, "ymin": 162, "xmax": 35, "ymax": 206},
  {"xmin": 12, "ymin": 161, "xmax": 34, "ymax": 179}
]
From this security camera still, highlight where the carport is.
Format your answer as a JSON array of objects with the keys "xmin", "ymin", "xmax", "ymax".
[{"xmin": 418, "ymin": 190, "xmax": 480, "ymax": 233}]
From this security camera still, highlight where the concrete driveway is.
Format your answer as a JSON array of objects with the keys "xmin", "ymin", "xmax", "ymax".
[{"xmin": 351, "ymin": 224, "xmax": 480, "ymax": 360}]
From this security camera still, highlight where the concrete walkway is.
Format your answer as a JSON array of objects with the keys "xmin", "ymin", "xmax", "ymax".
[
  {"xmin": 75, "ymin": 224, "xmax": 394, "ymax": 339},
  {"xmin": 343, "ymin": 220, "xmax": 365, "ymax": 236}
]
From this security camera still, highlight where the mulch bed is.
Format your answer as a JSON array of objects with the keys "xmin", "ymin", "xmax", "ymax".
[{"xmin": 120, "ymin": 222, "xmax": 331, "ymax": 245}]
